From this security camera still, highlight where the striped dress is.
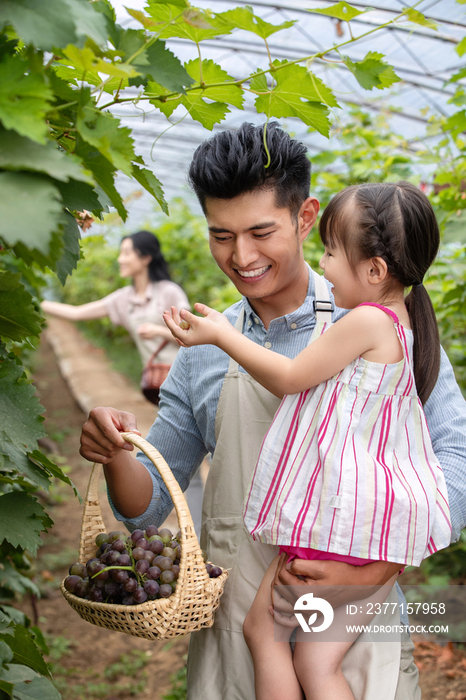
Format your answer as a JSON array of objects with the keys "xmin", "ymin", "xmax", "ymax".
[{"xmin": 243, "ymin": 305, "xmax": 452, "ymax": 567}]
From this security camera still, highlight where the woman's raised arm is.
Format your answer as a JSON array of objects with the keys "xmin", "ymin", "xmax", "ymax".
[{"xmin": 41, "ymin": 298, "xmax": 109, "ymax": 321}]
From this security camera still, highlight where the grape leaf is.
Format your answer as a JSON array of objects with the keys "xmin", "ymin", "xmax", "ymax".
[
  {"xmin": 181, "ymin": 94, "xmax": 230, "ymax": 130},
  {"xmin": 0, "ymin": 128, "xmax": 92, "ymax": 183},
  {"xmin": 0, "ymin": 493, "xmax": 52, "ymax": 556},
  {"xmin": 252, "ymin": 62, "xmax": 338, "ymax": 136},
  {"xmin": 53, "ymin": 63, "xmax": 125, "ymax": 95},
  {"xmin": 132, "ymin": 165, "xmax": 168, "ymax": 215},
  {"xmin": 77, "ymin": 107, "xmax": 137, "ymax": 177},
  {"xmin": 0, "ymin": 640, "xmax": 13, "ymax": 665},
  {"xmin": 55, "ymin": 180, "xmax": 101, "ymax": 213},
  {"xmin": 0, "ymin": 562, "xmax": 39, "ymax": 598},
  {"xmin": 0, "ymin": 678, "xmax": 14, "ymax": 695},
  {"xmin": 309, "ymin": 2, "xmax": 363, "ymax": 21},
  {"xmin": 0, "ymin": 625, "xmax": 50, "ymax": 679},
  {"xmin": 60, "ymin": 45, "xmax": 139, "ymax": 79},
  {"xmin": 0, "ymin": 173, "xmax": 63, "ymax": 255},
  {"xmin": 0, "ymin": 0, "xmax": 107, "ymax": 51},
  {"xmin": 1, "ymin": 664, "xmax": 36, "ymax": 683},
  {"xmin": 0, "ymin": 447, "xmax": 51, "ymax": 493},
  {"xmin": 124, "ymin": 8, "xmax": 160, "ymax": 30},
  {"xmin": 54, "ymin": 212, "xmax": 81, "ymax": 285},
  {"xmin": 74, "ymin": 142, "xmax": 127, "ymax": 221},
  {"xmin": 146, "ymin": 81, "xmax": 180, "ymax": 118},
  {"xmin": 28, "ymin": 450, "xmax": 80, "ymax": 499},
  {"xmin": 218, "ymin": 6, "xmax": 295, "ymax": 39},
  {"xmin": 146, "ymin": 3, "xmax": 232, "ymax": 42},
  {"xmin": 344, "ymin": 52, "xmax": 401, "ymax": 90},
  {"xmin": 185, "ymin": 59, "xmax": 244, "ymax": 109},
  {"xmin": 0, "ymin": 271, "xmax": 43, "ymax": 342},
  {"xmin": 0, "ymin": 55, "xmax": 53, "ymax": 144},
  {"xmin": 456, "ymin": 36, "xmax": 466, "ymax": 57},
  {"xmin": 0, "ymin": 356, "xmax": 46, "ymax": 453},
  {"xmin": 402, "ymin": 7, "xmax": 438, "ymax": 30},
  {"xmin": 131, "ymin": 40, "xmax": 194, "ymax": 93}
]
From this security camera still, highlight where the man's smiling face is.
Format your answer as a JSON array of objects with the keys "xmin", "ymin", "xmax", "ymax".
[{"xmin": 206, "ymin": 189, "xmax": 318, "ymax": 315}]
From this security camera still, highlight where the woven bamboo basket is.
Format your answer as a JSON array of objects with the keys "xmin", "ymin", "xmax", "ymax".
[{"xmin": 61, "ymin": 432, "xmax": 228, "ymax": 639}]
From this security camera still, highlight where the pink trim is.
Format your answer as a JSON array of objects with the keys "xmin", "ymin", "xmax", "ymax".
[{"xmin": 357, "ymin": 302, "xmax": 399, "ymax": 324}]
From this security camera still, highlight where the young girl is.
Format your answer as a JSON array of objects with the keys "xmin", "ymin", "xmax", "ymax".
[{"xmin": 163, "ymin": 181, "xmax": 452, "ymax": 700}]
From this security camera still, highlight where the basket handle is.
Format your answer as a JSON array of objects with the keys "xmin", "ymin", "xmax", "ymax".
[{"xmin": 120, "ymin": 432, "xmax": 197, "ymax": 538}]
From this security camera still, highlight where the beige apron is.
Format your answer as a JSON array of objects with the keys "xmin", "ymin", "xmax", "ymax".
[{"xmin": 187, "ymin": 270, "xmax": 419, "ymax": 700}]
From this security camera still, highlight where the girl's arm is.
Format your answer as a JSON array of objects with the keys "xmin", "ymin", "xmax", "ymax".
[
  {"xmin": 42, "ymin": 298, "xmax": 109, "ymax": 321},
  {"xmin": 164, "ymin": 303, "xmax": 385, "ymax": 398}
]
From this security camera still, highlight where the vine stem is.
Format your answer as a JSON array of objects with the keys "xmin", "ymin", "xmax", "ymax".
[{"xmin": 98, "ymin": 3, "xmax": 422, "ymax": 111}]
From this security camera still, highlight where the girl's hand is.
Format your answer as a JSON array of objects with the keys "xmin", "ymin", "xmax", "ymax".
[{"xmin": 163, "ymin": 303, "xmax": 236, "ymax": 347}]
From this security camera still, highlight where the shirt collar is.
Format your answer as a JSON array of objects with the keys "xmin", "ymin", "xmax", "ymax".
[
  {"xmin": 128, "ymin": 282, "xmax": 154, "ymax": 306},
  {"xmin": 241, "ymin": 263, "xmax": 322, "ymax": 330}
]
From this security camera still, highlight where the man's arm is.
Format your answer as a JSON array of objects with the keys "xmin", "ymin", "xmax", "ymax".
[{"xmin": 80, "ymin": 348, "xmax": 208, "ymax": 530}]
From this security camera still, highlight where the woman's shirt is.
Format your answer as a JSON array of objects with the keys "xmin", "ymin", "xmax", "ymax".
[{"xmin": 103, "ymin": 280, "xmax": 189, "ymax": 364}]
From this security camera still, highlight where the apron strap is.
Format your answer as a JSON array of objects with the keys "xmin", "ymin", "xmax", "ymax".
[
  {"xmin": 312, "ymin": 269, "xmax": 334, "ymax": 324},
  {"xmin": 228, "ymin": 309, "xmax": 245, "ymax": 373}
]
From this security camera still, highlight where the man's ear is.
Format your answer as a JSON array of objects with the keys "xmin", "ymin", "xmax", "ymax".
[
  {"xmin": 367, "ymin": 257, "xmax": 388, "ymax": 285},
  {"xmin": 298, "ymin": 196, "xmax": 320, "ymax": 242}
]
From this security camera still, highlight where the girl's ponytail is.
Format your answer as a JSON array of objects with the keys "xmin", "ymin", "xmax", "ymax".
[{"xmin": 405, "ymin": 284, "xmax": 440, "ymax": 405}]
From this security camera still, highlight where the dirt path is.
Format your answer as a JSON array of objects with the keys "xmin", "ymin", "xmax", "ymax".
[
  {"xmin": 31, "ymin": 320, "xmax": 466, "ymax": 700},
  {"xmin": 29, "ymin": 329, "xmax": 188, "ymax": 700}
]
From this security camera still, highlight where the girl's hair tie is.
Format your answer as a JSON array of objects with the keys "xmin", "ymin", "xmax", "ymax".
[{"xmin": 412, "ymin": 281, "xmax": 423, "ymax": 288}]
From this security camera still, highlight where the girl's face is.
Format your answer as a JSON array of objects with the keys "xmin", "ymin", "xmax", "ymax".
[
  {"xmin": 118, "ymin": 239, "xmax": 150, "ymax": 278},
  {"xmin": 319, "ymin": 243, "xmax": 368, "ymax": 309}
]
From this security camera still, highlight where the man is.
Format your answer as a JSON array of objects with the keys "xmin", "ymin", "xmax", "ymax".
[{"xmin": 80, "ymin": 122, "xmax": 466, "ymax": 699}]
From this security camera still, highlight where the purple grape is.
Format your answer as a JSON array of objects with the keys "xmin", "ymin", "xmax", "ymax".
[
  {"xmin": 64, "ymin": 575, "xmax": 82, "ymax": 593},
  {"xmin": 148, "ymin": 539, "xmax": 164, "ymax": 555},
  {"xmin": 132, "ymin": 547, "xmax": 146, "ymax": 561},
  {"xmin": 111, "ymin": 569, "xmax": 129, "ymax": 583},
  {"xmin": 160, "ymin": 569, "xmax": 175, "ymax": 584},
  {"xmin": 152, "ymin": 555, "xmax": 165, "ymax": 568},
  {"xmin": 131, "ymin": 529, "xmax": 145, "ymax": 543},
  {"xmin": 88, "ymin": 586, "xmax": 104, "ymax": 602},
  {"xmin": 172, "ymin": 565, "xmax": 180, "ymax": 580},
  {"xmin": 98, "ymin": 543, "xmax": 112, "ymax": 557},
  {"xmin": 122, "ymin": 596, "xmax": 136, "ymax": 605},
  {"xmin": 74, "ymin": 579, "xmax": 91, "ymax": 598},
  {"xmin": 175, "ymin": 530, "xmax": 182, "ymax": 542},
  {"xmin": 209, "ymin": 566, "xmax": 222, "ymax": 578},
  {"xmin": 159, "ymin": 584, "xmax": 173, "ymax": 598},
  {"xmin": 162, "ymin": 547, "xmax": 176, "ymax": 562},
  {"xmin": 94, "ymin": 578, "xmax": 106, "ymax": 589},
  {"xmin": 102, "ymin": 549, "xmax": 120, "ymax": 565},
  {"xmin": 135, "ymin": 538, "xmax": 149, "ymax": 551},
  {"xmin": 159, "ymin": 557, "xmax": 174, "ymax": 571},
  {"xmin": 124, "ymin": 577, "xmax": 138, "ymax": 593},
  {"xmin": 86, "ymin": 557, "xmax": 99, "ymax": 567},
  {"xmin": 169, "ymin": 540, "xmax": 179, "ymax": 551},
  {"xmin": 116, "ymin": 553, "xmax": 131, "ymax": 567},
  {"xmin": 144, "ymin": 580, "xmax": 160, "ymax": 599},
  {"xmin": 145, "ymin": 525, "xmax": 159, "ymax": 538},
  {"xmin": 144, "ymin": 551, "xmax": 155, "ymax": 564},
  {"xmin": 104, "ymin": 580, "xmax": 120, "ymax": 598},
  {"xmin": 112, "ymin": 538, "xmax": 126, "ymax": 553},
  {"xmin": 135, "ymin": 559, "xmax": 149, "ymax": 575},
  {"xmin": 87, "ymin": 560, "xmax": 102, "ymax": 577},
  {"xmin": 206, "ymin": 563, "xmax": 213, "ymax": 574},
  {"xmin": 158, "ymin": 529, "xmax": 173, "ymax": 544},
  {"xmin": 133, "ymin": 587, "xmax": 148, "ymax": 604},
  {"xmin": 147, "ymin": 566, "xmax": 161, "ymax": 580}
]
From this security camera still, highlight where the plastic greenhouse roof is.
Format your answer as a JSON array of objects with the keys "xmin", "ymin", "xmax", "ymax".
[{"xmin": 104, "ymin": 0, "xmax": 466, "ymax": 226}]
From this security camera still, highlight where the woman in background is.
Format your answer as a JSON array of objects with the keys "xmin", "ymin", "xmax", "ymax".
[{"xmin": 42, "ymin": 230, "xmax": 204, "ymax": 535}]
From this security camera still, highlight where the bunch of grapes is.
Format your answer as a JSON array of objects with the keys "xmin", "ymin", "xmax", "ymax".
[{"xmin": 64, "ymin": 525, "xmax": 222, "ymax": 606}]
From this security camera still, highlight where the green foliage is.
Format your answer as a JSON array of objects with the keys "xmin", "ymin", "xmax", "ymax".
[{"xmin": 0, "ymin": 0, "xmax": 460, "ymax": 694}]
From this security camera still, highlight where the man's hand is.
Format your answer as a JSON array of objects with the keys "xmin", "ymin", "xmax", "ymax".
[
  {"xmin": 272, "ymin": 557, "xmax": 401, "ymax": 624},
  {"xmin": 79, "ymin": 407, "xmax": 141, "ymax": 464}
]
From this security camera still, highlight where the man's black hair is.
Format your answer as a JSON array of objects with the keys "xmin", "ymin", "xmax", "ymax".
[{"xmin": 188, "ymin": 122, "xmax": 311, "ymax": 218}]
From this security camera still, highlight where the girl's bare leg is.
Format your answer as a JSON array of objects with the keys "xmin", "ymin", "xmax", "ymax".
[
  {"xmin": 292, "ymin": 572, "xmax": 400, "ymax": 700},
  {"xmin": 243, "ymin": 555, "xmax": 304, "ymax": 700}
]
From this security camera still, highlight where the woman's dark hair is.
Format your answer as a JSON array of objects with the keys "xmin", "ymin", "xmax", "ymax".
[
  {"xmin": 319, "ymin": 181, "xmax": 440, "ymax": 405},
  {"xmin": 122, "ymin": 231, "xmax": 171, "ymax": 282},
  {"xmin": 188, "ymin": 121, "xmax": 311, "ymax": 219}
]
